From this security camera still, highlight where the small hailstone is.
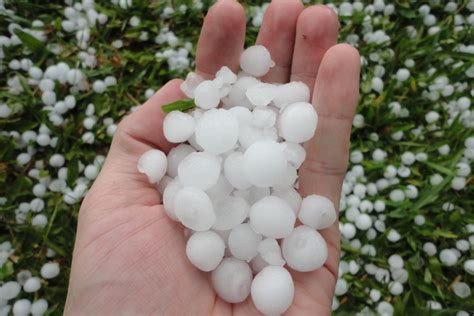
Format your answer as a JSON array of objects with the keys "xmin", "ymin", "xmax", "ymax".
[
  {"xmin": 166, "ymin": 144, "xmax": 195, "ymax": 178},
  {"xmin": 396, "ymin": 68, "xmax": 410, "ymax": 81},
  {"xmin": 228, "ymin": 223, "xmax": 262, "ymax": 261},
  {"xmin": 84, "ymin": 165, "xmax": 99, "ymax": 180},
  {"xmin": 282, "ymin": 225, "xmax": 328, "ymax": 272},
  {"xmin": 456, "ymin": 239, "xmax": 470, "ymax": 252},
  {"xmin": 32, "ymin": 214, "xmax": 48, "ymax": 229},
  {"xmin": 272, "ymin": 81, "xmax": 310, "ymax": 109},
  {"xmin": 178, "ymin": 152, "xmax": 220, "ymax": 190},
  {"xmin": 173, "ymin": 187, "xmax": 215, "ymax": 231},
  {"xmin": 212, "ymin": 258, "xmax": 252, "ymax": 303},
  {"xmin": 239, "ymin": 45, "xmax": 275, "ymax": 77},
  {"xmin": 243, "ymin": 140, "xmax": 287, "ymax": 188},
  {"xmin": 13, "ymin": 299, "xmax": 31, "ymax": 315},
  {"xmin": 0, "ymin": 104, "xmax": 12, "ymax": 118},
  {"xmin": 92, "ymin": 80, "xmax": 106, "ymax": 93},
  {"xmin": 249, "ymin": 196, "xmax": 295, "ymax": 239},
  {"xmin": 251, "ymin": 266, "xmax": 294, "ymax": 315},
  {"xmin": 335, "ymin": 278, "xmax": 348, "ymax": 296},
  {"xmin": 438, "ymin": 144, "xmax": 450, "ymax": 155},
  {"xmin": 17, "ymin": 153, "xmax": 31, "ymax": 165},
  {"xmin": 425, "ymin": 111, "xmax": 440, "ymax": 124},
  {"xmin": 82, "ymin": 132, "xmax": 95, "ymax": 144},
  {"xmin": 258, "ymin": 238, "xmax": 285, "ymax": 266},
  {"xmin": 224, "ymin": 152, "xmax": 251, "ymax": 190},
  {"xmin": 353, "ymin": 114, "xmax": 365, "ymax": 128},
  {"xmin": 453, "ymin": 282, "xmax": 471, "ymax": 298},
  {"xmin": 423, "ymin": 242, "xmax": 437, "ymax": 256},
  {"xmin": 355, "ymin": 214, "xmax": 372, "ymax": 231},
  {"xmin": 186, "ymin": 231, "xmax": 225, "ymax": 271},
  {"xmin": 49, "ymin": 154, "xmax": 65, "ymax": 167},
  {"xmin": 371, "ymin": 77, "xmax": 384, "ymax": 93},
  {"xmin": 456, "ymin": 162, "xmax": 471, "ymax": 177},
  {"xmin": 464, "ymin": 259, "xmax": 474, "ymax": 275},
  {"xmin": 33, "ymin": 183, "xmax": 46, "ymax": 198},
  {"xmin": 163, "ymin": 111, "xmax": 195, "ymax": 143},
  {"xmin": 387, "ymin": 229, "xmax": 401, "ymax": 242},
  {"xmin": 23, "ymin": 277, "xmax": 41, "ymax": 293},
  {"xmin": 377, "ymin": 301, "xmax": 394, "ymax": 316},
  {"xmin": 430, "ymin": 174, "xmax": 443, "ymax": 186},
  {"xmin": 195, "ymin": 109, "xmax": 239, "ymax": 154},
  {"xmin": 212, "ymin": 196, "xmax": 249, "ymax": 230},
  {"xmin": 439, "ymin": 249, "xmax": 457, "ymax": 266},
  {"xmin": 31, "ymin": 299, "xmax": 48, "ymax": 316},
  {"xmin": 414, "ymin": 215, "xmax": 425, "ymax": 226},
  {"xmin": 298, "ymin": 194, "xmax": 337, "ymax": 230},
  {"xmin": 194, "ymin": 80, "xmax": 221, "ymax": 109},
  {"xmin": 36, "ymin": 134, "xmax": 51, "ymax": 147},
  {"xmin": 137, "ymin": 149, "xmax": 167, "ymax": 184},
  {"xmin": 0, "ymin": 281, "xmax": 21, "ymax": 300},
  {"xmin": 389, "ymin": 189, "xmax": 405, "ymax": 202},
  {"xmin": 451, "ymin": 177, "xmax": 466, "ymax": 190},
  {"xmin": 388, "ymin": 254, "xmax": 404, "ymax": 269},
  {"xmin": 40, "ymin": 262, "xmax": 60, "ymax": 279},
  {"xmin": 278, "ymin": 102, "xmax": 318, "ymax": 143},
  {"xmin": 389, "ymin": 281, "xmax": 403, "ymax": 295},
  {"xmin": 341, "ymin": 223, "xmax": 357, "ymax": 239}
]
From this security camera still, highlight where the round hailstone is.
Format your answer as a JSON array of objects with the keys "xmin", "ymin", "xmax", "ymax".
[
  {"xmin": 31, "ymin": 299, "xmax": 48, "ymax": 315},
  {"xmin": 228, "ymin": 76, "xmax": 260, "ymax": 109},
  {"xmin": 278, "ymin": 102, "xmax": 318, "ymax": 143},
  {"xmin": 240, "ymin": 45, "xmax": 275, "ymax": 77},
  {"xmin": 178, "ymin": 152, "xmax": 221, "ymax": 190},
  {"xmin": 228, "ymin": 223, "xmax": 262, "ymax": 261},
  {"xmin": 23, "ymin": 277, "xmax": 41, "ymax": 293},
  {"xmin": 195, "ymin": 109, "xmax": 239, "ymax": 154},
  {"xmin": 166, "ymin": 144, "xmax": 195, "ymax": 177},
  {"xmin": 163, "ymin": 111, "xmax": 195, "ymax": 143},
  {"xmin": 0, "ymin": 281, "xmax": 21, "ymax": 300},
  {"xmin": 186, "ymin": 231, "xmax": 225, "ymax": 272},
  {"xmin": 40, "ymin": 262, "xmax": 60, "ymax": 279},
  {"xmin": 229, "ymin": 106, "xmax": 252, "ymax": 126},
  {"xmin": 355, "ymin": 213, "xmax": 373, "ymax": 230},
  {"xmin": 13, "ymin": 299, "xmax": 32, "ymax": 315},
  {"xmin": 298, "ymin": 195, "xmax": 337, "ymax": 230},
  {"xmin": 137, "ymin": 149, "xmax": 167, "ymax": 184},
  {"xmin": 251, "ymin": 266, "xmax": 294, "ymax": 315},
  {"xmin": 180, "ymin": 72, "xmax": 204, "ymax": 98},
  {"xmin": 252, "ymin": 107, "xmax": 277, "ymax": 129},
  {"xmin": 282, "ymin": 225, "xmax": 328, "ymax": 272},
  {"xmin": 194, "ymin": 80, "xmax": 221, "ymax": 109},
  {"xmin": 258, "ymin": 238, "xmax": 285, "ymax": 266},
  {"xmin": 173, "ymin": 187, "xmax": 215, "ymax": 231},
  {"xmin": 282, "ymin": 142, "xmax": 307, "ymax": 169},
  {"xmin": 249, "ymin": 196, "xmax": 296, "ymax": 238},
  {"xmin": 216, "ymin": 66, "xmax": 237, "ymax": 85},
  {"xmin": 250, "ymin": 255, "xmax": 269, "ymax": 274},
  {"xmin": 238, "ymin": 125, "xmax": 265, "ymax": 149},
  {"xmin": 273, "ymin": 81, "xmax": 310, "ymax": 109},
  {"xmin": 206, "ymin": 174, "xmax": 233, "ymax": 201},
  {"xmin": 243, "ymin": 140, "xmax": 287, "ymax": 188},
  {"xmin": 246, "ymin": 83, "xmax": 277, "ymax": 107},
  {"xmin": 162, "ymin": 178, "xmax": 181, "ymax": 221},
  {"xmin": 273, "ymin": 188, "xmax": 302, "ymax": 214},
  {"xmin": 212, "ymin": 196, "xmax": 250, "ymax": 230},
  {"xmin": 273, "ymin": 165, "xmax": 297, "ymax": 190},
  {"xmin": 453, "ymin": 282, "xmax": 471, "ymax": 298},
  {"xmin": 224, "ymin": 152, "xmax": 251, "ymax": 190},
  {"xmin": 212, "ymin": 258, "xmax": 252, "ymax": 303}
]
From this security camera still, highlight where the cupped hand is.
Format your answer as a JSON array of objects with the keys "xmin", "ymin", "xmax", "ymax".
[{"xmin": 65, "ymin": 0, "xmax": 360, "ymax": 315}]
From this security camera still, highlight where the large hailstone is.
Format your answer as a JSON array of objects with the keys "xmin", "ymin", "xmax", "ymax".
[
  {"xmin": 162, "ymin": 178, "xmax": 181, "ymax": 221},
  {"xmin": 228, "ymin": 76, "xmax": 260, "ymax": 109},
  {"xmin": 246, "ymin": 83, "xmax": 276, "ymax": 107},
  {"xmin": 180, "ymin": 72, "xmax": 204, "ymax": 98},
  {"xmin": 258, "ymin": 238, "xmax": 285, "ymax": 266},
  {"xmin": 251, "ymin": 266, "xmax": 295, "ymax": 315},
  {"xmin": 166, "ymin": 144, "xmax": 195, "ymax": 177},
  {"xmin": 228, "ymin": 223, "xmax": 262, "ymax": 261},
  {"xmin": 282, "ymin": 225, "xmax": 328, "ymax": 272},
  {"xmin": 249, "ymin": 196, "xmax": 296, "ymax": 238},
  {"xmin": 173, "ymin": 187, "xmax": 216, "ymax": 231},
  {"xmin": 298, "ymin": 194, "xmax": 337, "ymax": 230},
  {"xmin": 212, "ymin": 196, "xmax": 250, "ymax": 230},
  {"xmin": 137, "ymin": 149, "xmax": 167, "ymax": 184},
  {"xmin": 272, "ymin": 81, "xmax": 310, "ymax": 109},
  {"xmin": 212, "ymin": 258, "xmax": 253, "ymax": 303},
  {"xmin": 278, "ymin": 102, "xmax": 318, "ymax": 143},
  {"xmin": 194, "ymin": 80, "xmax": 221, "ymax": 109},
  {"xmin": 240, "ymin": 45, "xmax": 275, "ymax": 77},
  {"xmin": 195, "ymin": 109, "xmax": 239, "ymax": 154},
  {"xmin": 178, "ymin": 152, "xmax": 221, "ymax": 190},
  {"xmin": 163, "ymin": 111, "xmax": 195, "ymax": 143},
  {"xmin": 224, "ymin": 152, "xmax": 251, "ymax": 190},
  {"xmin": 243, "ymin": 140, "xmax": 287, "ymax": 188},
  {"xmin": 186, "ymin": 231, "xmax": 225, "ymax": 271}
]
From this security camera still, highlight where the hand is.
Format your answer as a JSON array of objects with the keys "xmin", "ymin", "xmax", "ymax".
[{"xmin": 65, "ymin": 0, "xmax": 360, "ymax": 315}]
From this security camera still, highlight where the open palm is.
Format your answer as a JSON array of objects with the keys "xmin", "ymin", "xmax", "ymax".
[{"xmin": 65, "ymin": 0, "xmax": 360, "ymax": 315}]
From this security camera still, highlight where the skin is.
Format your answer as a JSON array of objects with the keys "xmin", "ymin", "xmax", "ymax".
[{"xmin": 65, "ymin": 0, "xmax": 360, "ymax": 315}]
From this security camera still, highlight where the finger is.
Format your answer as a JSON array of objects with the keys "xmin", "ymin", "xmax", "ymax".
[
  {"xmin": 290, "ymin": 5, "xmax": 339, "ymax": 92},
  {"xmin": 195, "ymin": 0, "xmax": 246, "ymax": 79},
  {"xmin": 255, "ymin": 0, "xmax": 304, "ymax": 83}
]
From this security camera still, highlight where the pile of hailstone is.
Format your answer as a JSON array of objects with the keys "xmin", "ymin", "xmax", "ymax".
[{"xmin": 137, "ymin": 45, "xmax": 336, "ymax": 315}]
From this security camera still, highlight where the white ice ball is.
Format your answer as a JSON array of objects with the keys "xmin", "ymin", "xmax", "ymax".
[
  {"xmin": 173, "ymin": 187, "xmax": 215, "ymax": 231},
  {"xmin": 195, "ymin": 109, "xmax": 239, "ymax": 154},
  {"xmin": 273, "ymin": 81, "xmax": 310, "ymax": 109},
  {"xmin": 206, "ymin": 174, "xmax": 233, "ymax": 201},
  {"xmin": 13, "ymin": 299, "xmax": 32, "ymax": 315},
  {"xmin": 273, "ymin": 188, "xmax": 302, "ymax": 214},
  {"xmin": 246, "ymin": 83, "xmax": 276, "ymax": 107},
  {"xmin": 282, "ymin": 225, "xmax": 328, "ymax": 272},
  {"xmin": 212, "ymin": 196, "xmax": 249, "ymax": 230},
  {"xmin": 258, "ymin": 238, "xmax": 285, "ymax": 266},
  {"xmin": 186, "ymin": 231, "xmax": 225, "ymax": 271},
  {"xmin": 23, "ymin": 277, "xmax": 41, "ymax": 293},
  {"xmin": 31, "ymin": 299, "xmax": 48, "ymax": 316},
  {"xmin": 166, "ymin": 144, "xmax": 195, "ymax": 177},
  {"xmin": 40, "ymin": 262, "xmax": 60, "ymax": 279},
  {"xmin": 240, "ymin": 45, "xmax": 275, "ymax": 77},
  {"xmin": 137, "ymin": 149, "xmax": 167, "ymax": 184},
  {"xmin": 178, "ymin": 152, "xmax": 221, "ymax": 190},
  {"xmin": 298, "ymin": 194, "xmax": 337, "ymax": 230},
  {"xmin": 163, "ymin": 111, "xmax": 195, "ymax": 143},
  {"xmin": 228, "ymin": 223, "xmax": 262, "ymax": 261},
  {"xmin": 194, "ymin": 80, "xmax": 221, "ymax": 109},
  {"xmin": 243, "ymin": 140, "xmax": 287, "ymax": 188},
  {"xmin": 249, "ymin": 196, "xmax": 296, "ymax": 238},
  {"xmin": 162, "ymin": 178, "xmax": 181, "ymax": 221},
  {"xmin": 0, "ymin": 281, "xmax": 21, "ymax": 300},
  {"xmin": 212, "ymin": 258, "xmax": 252, "ymax": 303},
  {"xmin": 224, "ymin": 152, "xmax": 252, "ymax": 190},
  {"xmin": 278, "ymin": 102, "xmax": 318, "ymax": 143},
  {"xmin": 228, "ymin": 76, "xmax": 259, "ymax": 109},
  {"xmin": 282, "ymin": 142, "xmax": 306, "ymax": 169},
  {"xmin": 251, "ymin": 266, "xmax": 294, "ymax": 315}
]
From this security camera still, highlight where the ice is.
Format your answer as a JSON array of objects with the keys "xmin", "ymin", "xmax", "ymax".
[
  {"xmin": 258, "ymin": 238, "xmax": 285, "ymax": 266},
  {"xmin": 180, "ymin": 72, "xmax": 204, "ymax": 98},
  {"xmin": 228, "ymin": 76, "xmax": 260, "ymax": 109},
  {"xmin": 173, "ymin": 187, "xmax": 216, "ymax": 231},
  {"xmin": 278, "ymin": 102, "xmax": 318, "ymax": 143},
  {"xmin": 206, "ymin": 174, "xmax": 233, "ymax": 201},
  {"xmin": 273, "ymin": 165, "xmax": 297, "ymax": 190},
  {"xmin": 229, "ymin": 106, "xmax": 252, "ymax": 126},
  {"xmin": 195, "ymin": 109, "xmax": 239, "ymax": 154},
  {"xmin": 40, "ymin": 262, "xmax": 60, "ymax": 279},
  {"xmin": 282, "ymin": 142, "xmax": 307, "ymax": 169},
  {"xmin": 166, "ymin": 144, "xmax": 195, "ymax": 177},
  {"xmin": 249, "ymin": 196, "xmax": 295, "ymax": 238},
  {"xmin": 243, "ymin": 140, "xmax": 287, "ymax": 188},
  {"xmin": 163, "ymin": 111, "xmax": 195, "ymax": 143},
  {"xmin": 272, "ymin": 81, "xmax": 310, "ymax": 109},
  {"xmin": 238, "ymin": 125, "xmax": 265, "ymax": 149},
  {"xmin": 216, "ymin": 66, "xmax": 237, "ymax": 85},
  {"xmin": 282, "ymin": 225, "xmax": 328, "ymax": 272},
  {"xmin": 246, "ymin": 83, "xmax": 276, "ymax": 107},
  {"xmin": 251, "ymin": 266, "xmax": 294, "ymax": 315},
  {"xmin": 178, "ymin": 152, "xmax": 221, "ymax": 190},
  {"xmin": 228, "ymin": 223, "xmax": 262, "ymax": 261},
  {"xmin": 0, "ymin": 281, "xmax": 21, "ymax": 300},
  {"xmin": 137, "ymin": 149, "xmax": 167, "ymax": 184},
  {"xmin": 212, "ymin": 258, "xmax": 252, "ymax": 303},
  {"xmin": 212, "ymin": 196, "xmax": 249, "ymax": 230},
  {"xmin": 194, "ymin": 80, "xmax": 222, "ymax": 109},
  {"xmin": 240, "ymin": 45, "xmax": 275, "ymax": 77},
  {"xmin": 157, "ymin": 175, "xmax": 173, "ymax": 197},
  {"xmin": 31, "ymin": 299, "xmax": 48, "ymax": 315},
  {"xmin": 186, "ymin": 231, "xmax": 225, "ymax": 271},
  {"xmin": 248, "ymin": 187, "xmax": 271, "ymax": 205},
  {"xmin": 162, "ymin": 178, "xmax": 182, "ymax": 221},
  {"xmin": 251, "ymin": 107, "xmax": 276, "ymax": 129},
  {"xmin": 250, "ymin": 255, "xmax": 269, "ymax": 274},
  {"xmin": 224, "ymin": 152, "xmax": 251, "ymax": 190},
  {"xmin": 298, "ymin": 195, "xmax": 337, "ymax": 230}
]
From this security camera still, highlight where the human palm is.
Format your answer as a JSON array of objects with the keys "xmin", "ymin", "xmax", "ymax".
[{"xmin": 65, "ymin": 0, "xmax": 360, "ymax": 315}]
